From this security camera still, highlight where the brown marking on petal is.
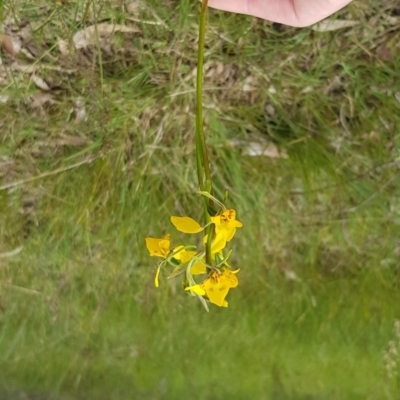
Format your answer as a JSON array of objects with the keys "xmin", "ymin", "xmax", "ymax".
[{"xmin": 226, "ymin": 209, "xmax": 235, "ymax": 220}]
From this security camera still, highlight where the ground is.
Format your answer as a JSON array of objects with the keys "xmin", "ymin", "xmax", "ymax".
[{"xmin": 1, "ymin": 0, "xmax": 400, "ymax": 399}]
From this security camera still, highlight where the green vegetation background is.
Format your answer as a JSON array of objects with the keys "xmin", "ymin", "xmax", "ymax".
[{"xmin": 1, "ymin": 0, "xmax": 400, "ymax": 398}]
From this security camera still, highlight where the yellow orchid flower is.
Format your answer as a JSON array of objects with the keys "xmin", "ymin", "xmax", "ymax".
[
  {"xmin": 145, "ymin": 236, "xmax": 206, "ymax": 287},
  {"xmin": 170, "ymin": 210, "xmax": 241, "ymax": 253},
  {"xmin": 210, "ymin": 209, "xmax": 242, "ymax": 243},
  {"xmin": 185, "ymin": 269, "xmax": 239, "ymax": 307},
  {"xmin": 201, "ymin": 209, "xmax": 242, "ymax": 254},
  {"xmin": 173, "ymin": 248, "xmax": 206, "ymax": 275},
  {"xmin": 145, "ymin": 234, "xmax": 171, "ymax": 258}
]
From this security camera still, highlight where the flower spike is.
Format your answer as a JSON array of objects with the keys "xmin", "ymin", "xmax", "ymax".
[{"xmin": 145, "ymin": 1, "xmax": 242, "ymax": 310}]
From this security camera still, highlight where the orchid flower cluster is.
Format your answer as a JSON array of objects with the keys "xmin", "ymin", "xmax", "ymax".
[
  {"xmin": 146, "ymin": 205, "xmax": 242, "ymax": 309},
  {"xmin": 145, "ymin": 1, "xmax": 242, "ymax": 310}
]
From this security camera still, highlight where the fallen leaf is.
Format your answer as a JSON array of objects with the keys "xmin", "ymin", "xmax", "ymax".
[
  {"xmin": 242, "ymin": 76, "xmax": 256, "ymax": 92},
  {"xmin": 312, "ymin": 19, "xmax": 359, "ymax": 32},
  {"xmin": 245, "ymin": 142, "xmax": 288, "ymax": 158},
  {"xmin": 265, "ymin": 104, "xmax": 275, "ymax": 116},
  {"xmin": 11, "ymin": 62, "xmax": 37, "ymax": 73},
  {"xmin": 73, "ymin": 98, "xmax": 87, "ymax": 122},
  {"xmin": 376, "ymin": 42, "xmax": 393, "ymax": 61},
  {"xmin": 301, "ymin": 86, "xmax": 313, "ymax": 94},
  {"xmin": 126, "ymin": 0, "xmax": 142, "ymax": 14},
  {"xmin": 30, "ymin": 93, "xmax": 58, "ymax": 108},
  {"xmin": 284, "ymin": 269, "xmax": 299, "ymax": 281},
  {"xmin": 204, "ymin": 61, "xmax": 224, "ymax": 78},
  {"xmin": 229, "ymin": 139, "xmax": 288, "ymax": 159},
  {"xmin": 201, "ymin": 61, "xmax": 239, "ymax": 87},
  {"xmin": 73, "ymin": 23, "xmax": 141, "ymax": 49},
  {"xmin": 57, "ymin": 39, "xmax": 70, "ymax": 56},
  {"xmin": 0, "ymin": 34, "xmax": 21, "ymax": 56},
  {"xmin": 31, "ymin": 74, "xmax": 51, "ymax": 91}
]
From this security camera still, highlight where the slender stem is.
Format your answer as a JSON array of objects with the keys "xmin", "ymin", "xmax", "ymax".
[
  {"xmin": 196, "ymin": 1, "xmax": 211, "ymax": 262},
  {"xmin": 195, "ymin": 127, "xmax": 204, "ymax": 191},
  {"xmin": 196, "ymin": 0, "xmax": 211, "ymax": 191},
  {"xmin": 196, "ymin": 0, "xmax": 214, "ymax": 267}
]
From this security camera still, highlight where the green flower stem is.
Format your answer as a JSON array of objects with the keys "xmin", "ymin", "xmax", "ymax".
[
  {"xmin": 196, "ymin": 0, "xmax": 211, "ymax": 192},
  {"xmin": 204, "ymin": 180, "xmax": 213, "ymax": 266},
  {"xmin": 196, "ymin": 0, "xmax": 213, "ymax": 265},
  {"xmin": 196, "ymin": 0, "xmax": 213, "ymax": 267}
]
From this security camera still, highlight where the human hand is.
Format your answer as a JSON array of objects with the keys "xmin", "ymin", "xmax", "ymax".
[{"xmin": 207, "ymin": 0, "xmax": 354, "ymax": 27}]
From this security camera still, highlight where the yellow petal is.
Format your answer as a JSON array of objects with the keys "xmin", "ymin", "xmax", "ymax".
[
  {"xmin": 179, "ymin": 250, "xmax": 197, "ymax": 264},
  {"xmin": 211, "ymin": 234, "xmax": 227, "ymax": 253},
  {"xmin": 210, "ymin": 215, "xmax": 221, "ymax": 226},
  {"xmin": 191, "ymin": 261, "xmax": 207, "ymax": 275},
  {"xmin": 201, "ymin": 272, "xmax": 230, "ymax": 307},
  {"xmin": 222, "ymin": 209, "xmax": 237, "ymax": 221},
  {"xmin": 159, "ymin": 238, "xmax": 171, "ymax": 253},
  {"xmin": 154, "ymin": 265, "xmax": 161, "ymax": 287},
  {"xmin": 171, "ymin": 216, "xmax": 203, "ymax": 233},
  {"xmin": 221, "ymin": 270, "xmax": 239, "ymax": 288},
  {"xmin": 205, "ymin": 284, "xmax": 230, "ymax": 307},
  {"xmin": 185, "ymin": 284, "xmax": 206, "ymax": 296},
  {"xmin": 171, "ymin": 245, "xmax": 185, "ymax": 260},
  {"xmin": 225, "ymin": 227, "xmax": 236, "ymax": 242},
  {"xmin": 204, "ymin": 233, "xmax": 227, "ymax": 254},
  {"xmin": 230, "ymin": 220, "xmax": 243, "ymax": 228},
  {"xmin": 145, "ymin": 235, "xmax": 170, "ymax": 258}
]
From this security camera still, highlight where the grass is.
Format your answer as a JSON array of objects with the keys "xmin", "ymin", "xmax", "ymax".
[{"xmin": 1, "ymin": 0, "xmax": 400, "ymax": 398}]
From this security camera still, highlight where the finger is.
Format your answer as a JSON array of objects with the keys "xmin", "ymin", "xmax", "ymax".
[
  {"xmin": 207, "ymin": 0, "xmax": 353, "ymax": 27},
  {"xmin": 207, "ymin": 0, "xmax": 292, "ymax": 20},
  {"xmin": 207, "ymin": 0, "xmax": 250, "ymax": 15}
]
